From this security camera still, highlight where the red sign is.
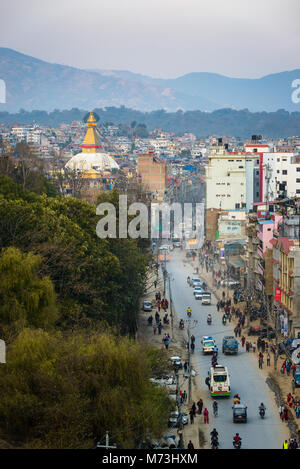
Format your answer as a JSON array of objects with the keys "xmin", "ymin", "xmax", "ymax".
[{"xmin": 275, "ymin": 287, "xmax": 281, "ymax": 302}]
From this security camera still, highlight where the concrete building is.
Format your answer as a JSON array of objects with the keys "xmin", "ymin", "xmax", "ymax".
[
  {"xmin": 137, "ymin": 149, "xmax": 167, "ymax": 201},
  {"xmin": 261, "ymin": 152, "xmax": 300, "ymax": 200},
  {"xmin": 205, "ymin": 144, "xmax": 261, "ymax": 212}
]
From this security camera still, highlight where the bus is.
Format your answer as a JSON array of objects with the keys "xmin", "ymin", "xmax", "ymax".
[{"xmin": 208, "ymin": 365, "xmax": 231, "ymax": 398}]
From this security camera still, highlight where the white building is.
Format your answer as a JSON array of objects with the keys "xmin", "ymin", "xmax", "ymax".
[
  {"xmin": 262, "ymin": 152, "xmax": 300, "ymax": 200},
  {"xmin": 205, "ymin": 145, "xmax": 261, "ymax": 212}
]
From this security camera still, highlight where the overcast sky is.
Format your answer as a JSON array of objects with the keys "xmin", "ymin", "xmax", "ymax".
[{"xmin": 0, "ymin": 0, "xmax": 299, "ymax": 78}]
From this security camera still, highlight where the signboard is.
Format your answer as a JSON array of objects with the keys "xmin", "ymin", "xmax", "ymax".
[
  {"xmin": 218, "ymin": 220, "xmax": 242, "ymax": 236},
  {"xmin": 275, "ymin": 287, "xmax": 281, "ymax": 302}
]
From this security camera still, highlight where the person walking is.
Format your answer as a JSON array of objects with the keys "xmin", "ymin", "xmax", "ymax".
[
  {"xmin": 158, "ymin": 322, "xmax": 162, "ymax": 335},
  {"xmin": 191, "ymin": 402, "xmax": 197, "ymax": 417},
  {"xmin": 267, "ymin": 353, "xmax": 271, "ymax": 366},
  {"xmin": 241, "ymin": 336, "xmax": 246, "ymax": 348},
  {"xmin": 153, "ymin": 323, "xmax": 157, "ymax": 335},
  {"xmin": 187, "ymin": 440, "xmax": 194, "ymax": 450},
  {"xmin": 259, "ymin": 354, "xmax": 264, "ymax": 369},
  {"xmin": 197, "ymin": 399, "xmax": 203, "ymax": 415},
  {"xmin": 203, "ymin": 408, "xmax": 209, "ymax": 424},
  {"xmin": 189, "ymin": 410, "xmax": 194, "ymax": 424},
  {"xmin": 183, "ymin": 390, "xmax": 187, "ymax": 403}
]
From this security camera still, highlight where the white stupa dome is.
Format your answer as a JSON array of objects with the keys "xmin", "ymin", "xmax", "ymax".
[
  {"xmin": 65, "ymin": 111, "xmax": 119, "ymax": 172},
  {"xmin": 66, "ymin": 151, "xmax": 119, "ymax": 172}
]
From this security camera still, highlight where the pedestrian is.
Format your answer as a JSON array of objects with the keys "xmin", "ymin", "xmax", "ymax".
[
  {"xmin": 197, "ymin": 399, "xmax": 203, "ymax": 415},
  {"xmin": 187, "ymin": 440, "xmax": 194, "ymax": 450},
  {"xmin": 295, "ymin": 405, "xmax": 300, "ymax": 418},
  {"xmin": 203, "ymin": 408, "xmax": 209, "ymax": 424},
  {"xmin": 259, "ymin": 356, "xmax": 263, "ymax": 369},
  {"xmin": 246, "ymin": 342, "xmax": 250, "ymax": 352},
  {"xmin": 192, "ymin": 402, "xmax": 197, "ymax": 417},
  {"xmin": 241, "ymin": 336, "xmax": 246, "ymax": 348},
  {"xmin": 234, "ymin": 327, "xmax": 238, "ymax": 338},
  {"xmin": 252, "ymin": 343, "xmax": 256, "ymax": 353},
  {"xmin": 179, "ymin": 390, "xmax": 183, "ymax": 403},
  {"xmin": 267, "ymin": 353, "xmax": 271, "ymax": 366},
  {"xmin": 217, "ymin": 301, "xmax": 220, "ymax": 312},
  {"xmin": 153, "ymin": 324, "xmax": 157, "ymax": 335},
  {"xmin": 154, "ymin": 280, "xmax": 157, "ymax": 289},
  {"xmin": 283, "ymin": 440, "xmax": 289, "ymax": 449},
  {"xmin": 183, "ymin": 390, "xmax": 187, "ymax": 403},
  {"xmin": 189, "ymin": 410, "xmax": 194, "ymax": 424},
  {"xmin": 158, "ymin": 322, "xmax": 162, "ymax": 335}
]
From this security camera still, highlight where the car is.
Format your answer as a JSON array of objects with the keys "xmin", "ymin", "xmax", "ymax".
[
  {"xmin": 192, "ymin": 278, "xmax": 202, "ymax": 287},
  {"xmin": 220, "ymin": 279, "xmax": 241, "ymax": 288},
  {"xmin": 143, "ymin": 301, "xmax": 153, "ymax": 312},
  {"xmin": 195, "ymin": 291, "xmax": 203, "ymax": 300},
  {"xmin": 193, "ymin": 286, "xmax": 203, "ymax": 295},
  {"xmin": 170, "ymin": 356, "xmax": 183, "ymax": 369},
  {"xmin": 168, "ymin": 411, "xmax": 189, "ymax": 428},
  {"xmin": 233, "ymin": 404, "xmax": 247, "ymax": 423},
  {"xmin": 201, "ymin": 336, "xmax": 215, "ymax": 354}
]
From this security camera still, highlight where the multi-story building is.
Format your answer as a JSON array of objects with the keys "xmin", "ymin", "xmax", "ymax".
[
  {"xmin": 205, "ymin": 143, "xmax": 261, "ymax": 212},
  {"xmin": 137, "ymin": 149, "xmax": 168, "ymax": 201}
]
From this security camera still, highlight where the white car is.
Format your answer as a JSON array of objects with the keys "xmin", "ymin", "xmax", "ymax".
[
  {"xmin": 195, "ymin": 291, "xmax": 203, "ymax": 300},
  {"xmin": 193, "ymin": 286, "xmax": 203, "ymax": 296},
  {"xmin": 192, "ymin": 278, "xmax": 202, "ymax": 288},
  {"xmin": 143, "ymin": 301, "xmax": 153, "ymax": 312}
]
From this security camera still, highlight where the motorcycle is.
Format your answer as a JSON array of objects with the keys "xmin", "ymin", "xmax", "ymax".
[
  {"xmin": 207, "ymin": 317, "xmax": 212, "ymax": 325},
  {"xmin": 259, "ymin": 408, "xmax": 265, "ymax": 419},
  {"xmin": 179, "ymin": 321, "xmax": 184, "ymax": 330},
  {"xmin": 187, "ymin": 310, "xmax": 192, "ymax": 318},
  {"xmin": 222, "ymin": 317, "xmax": 227, "ymax": 325},
  {"xmin": 211, "ymin": 438, "xmax": 219, "ymax": 450},
  {"xmin": 233, "ymin": 440, "xmax": 241, "ymax": 449}
]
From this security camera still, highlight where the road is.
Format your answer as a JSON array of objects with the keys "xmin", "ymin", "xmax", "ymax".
[{"xmin": 167, "ymin": 249, "xmax": 288, "ymax": 449}]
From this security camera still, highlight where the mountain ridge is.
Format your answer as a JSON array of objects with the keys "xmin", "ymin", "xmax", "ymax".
[{"xmin": 0, "ymin": 48, "xmax": 300, "ymax": 113}]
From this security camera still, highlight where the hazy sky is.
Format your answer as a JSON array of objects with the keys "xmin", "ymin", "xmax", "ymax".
[{"xmin": 1, "ymin": 0, "xmax": 300, "ymax": 78}]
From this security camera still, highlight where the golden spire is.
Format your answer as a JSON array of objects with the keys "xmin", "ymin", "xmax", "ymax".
[{"xmin": 81, "ymin": 111, "xmax": 102, "ymax": 153}]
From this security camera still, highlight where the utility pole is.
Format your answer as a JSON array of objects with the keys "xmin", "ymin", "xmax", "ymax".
[
  {"xmin": 168, "ymin": 274, "xmax": 174, "ymax": 339},
  {"xmin": 185, "ymin": 318, "xmax": 198, "ymax": 404}
]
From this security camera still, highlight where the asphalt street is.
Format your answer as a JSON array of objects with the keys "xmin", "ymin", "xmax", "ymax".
[{"xmin": 167, "ymin": 249, "xmax": 288, "ymax": 449}]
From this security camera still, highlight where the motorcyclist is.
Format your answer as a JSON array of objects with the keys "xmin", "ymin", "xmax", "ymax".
[
  {"xmin": 210, "ymin": 429, "xmax": 218, "ymax": 439},
  {"xmin": 233, "ymin": 394, "xmax": 240, "ymax": 405},
  {"xmin": 187, "ymin": 307, "xmax": 192, "ymax": 317},
  {"xmin": 187, "ymin": 276, "xmax": 190, "ymax": 285},
  {"xmin": 207, "ymin": 314, "xmax": 212, "ymax": 324},
  {"xmin": 191, "ymin": 334, "xmax": 195, "ymax": 344},
  {"xmin": 233, "ymin": 433, "xmax": 242, "ymax": 445},
  {"xmin": 222, "ymin": 314, "xmax": 227, "ymax": 324},
  {"xmin": 259, "ymin": 403, "xmax": 266, "ymax": 416},
  {"xmin": 179, "ymin": 319, "xmax": 184, "ymax": 329}
]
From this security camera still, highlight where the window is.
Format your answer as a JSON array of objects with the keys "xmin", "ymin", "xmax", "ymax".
[
  {"xmin": 297, "ymin": 168, "xmax": 300, "ymax": 172},
  {"xmin": 242, "ymin": 203, "xmax": 246, "ymax": 208},
  {"xmin": 297, "ymin": 179, "xmax": 300, "ymax": 183},
  {"xmin": 238, "ymin": 166, "xmax": 244, "ymax": 169},
  {"xmin": 256, "ymin": 192, "xmax": 259, "ymax": 197},
  {"xmin": 277, "ymin": 170, "xmax": 280, "ymax": 174},
  {"xmin": 282, "ymin": 170, "xmax": 288, "ymax": 175},
  {"xmin": 235, "ymin": 203, "xmax": 240, "ymax": 209},
  {"xmin": 297, "ymin": 190, "xmax": 300, "ymax": 194}
]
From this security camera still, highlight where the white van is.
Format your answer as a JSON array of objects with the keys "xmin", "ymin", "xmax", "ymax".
[
  {"xmin": 201, "ymin": 336, "xmax": 215, "ymax": 354},
  {"xmin": 208, "ymin": 365, "xmax": 231, "ymax": 398},
  {"xmin": 202, "ymin": 292, "xmax": 211, "ymax": 305}
]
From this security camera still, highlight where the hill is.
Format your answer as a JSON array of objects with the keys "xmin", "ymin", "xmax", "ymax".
[{"xmin": 1, "ymin": 48, "xmax": 300, "ymax": 112}]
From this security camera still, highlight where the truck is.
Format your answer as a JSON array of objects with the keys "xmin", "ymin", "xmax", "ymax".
[{"xmin": 222, "ymin": 336, "xmax": 239, "ymax": 355}]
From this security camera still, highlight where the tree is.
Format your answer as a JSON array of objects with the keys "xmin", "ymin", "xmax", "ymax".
[{"xmin": 0, "ymin": 247, "xmax": 58, "ymax": 339}]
